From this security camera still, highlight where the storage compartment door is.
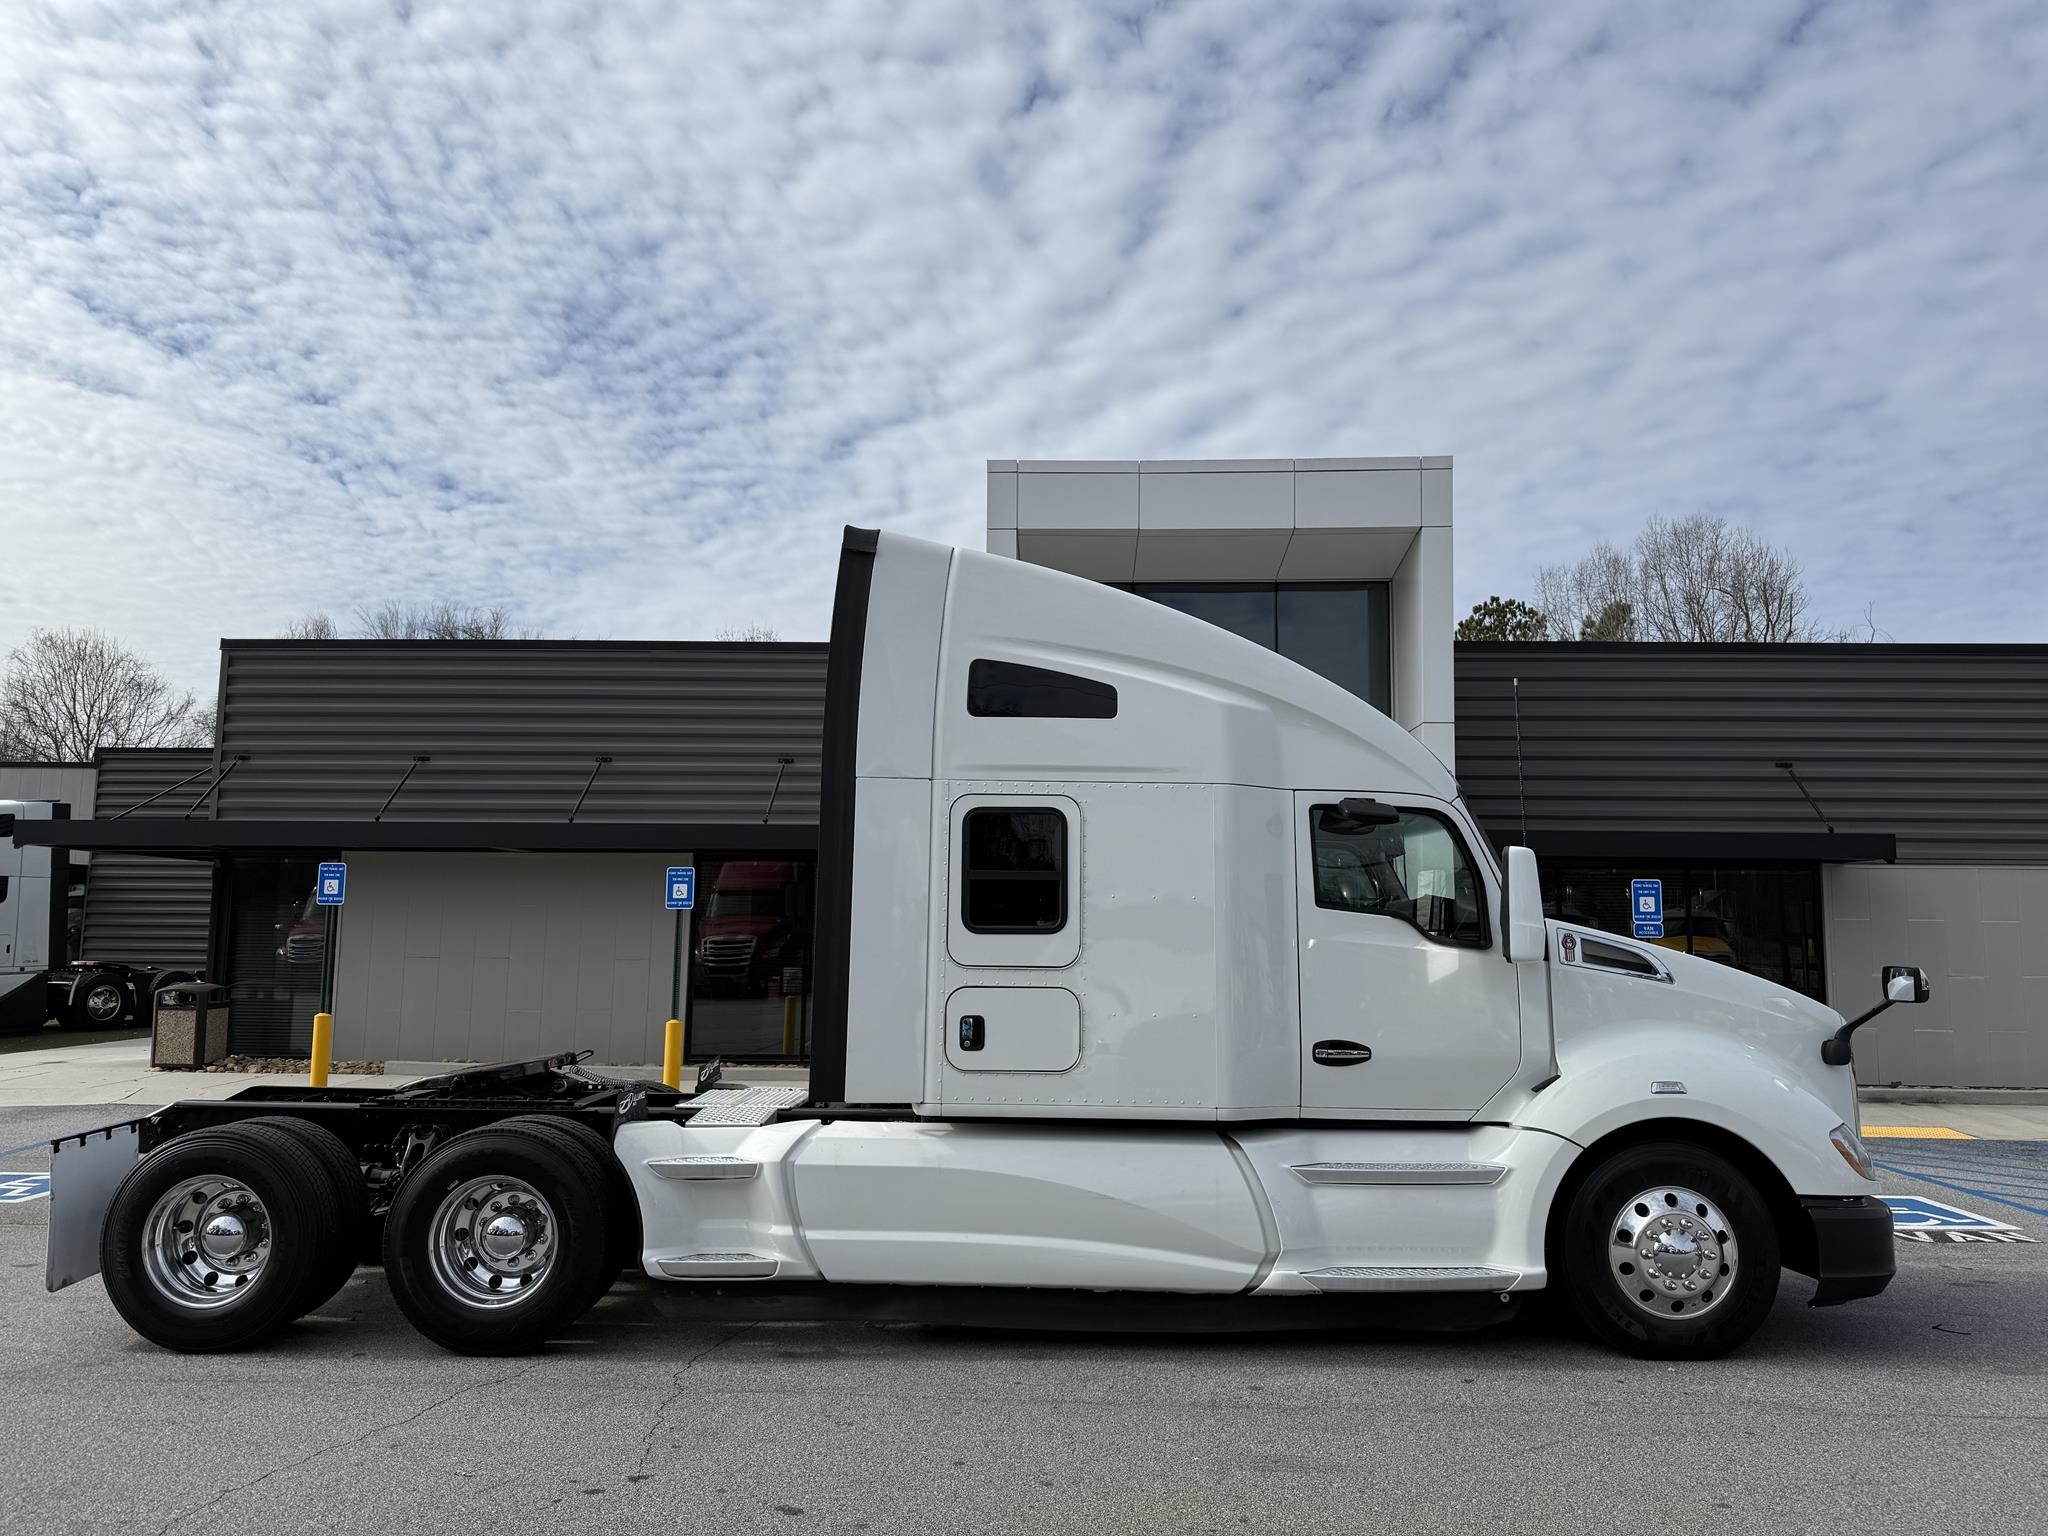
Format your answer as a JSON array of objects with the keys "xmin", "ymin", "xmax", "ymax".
[{"xmin": 944, "ymin": 986, "xmax": 1080, "ymax": 1073}]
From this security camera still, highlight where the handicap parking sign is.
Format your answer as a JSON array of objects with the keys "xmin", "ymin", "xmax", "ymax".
[
  {"xmin": 664, "ymin": 866, "xmax": 696, "ymax": 911},
  {"xmin": 316, "ymin": 861, "xmax": 347, "ymax": 906},
  {"xmin": 1630, "ymin": 878, "xmax": 1664, "ymax": 939},
  {"xmin": 0, "ymin": 1172, "xmax": 51, "ymax": 1204}
]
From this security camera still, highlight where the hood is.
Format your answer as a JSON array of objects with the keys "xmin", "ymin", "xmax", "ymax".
[
  {"xmin": 698, "ymin": 914, "xmax": 787, "ymax": 941},
  {"xmin": 1553, "ymin": 921, "xmax": 1857, "ymax": 1127}
]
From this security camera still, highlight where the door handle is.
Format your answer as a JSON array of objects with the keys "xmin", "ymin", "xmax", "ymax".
[
  {"xmin": 1312, "ymin": 1039, "xmax": 1373, "ymax": 1066},
  {"xmin": 958, "ymin": 1014, "xmax": 985, "ymax": 1052}
]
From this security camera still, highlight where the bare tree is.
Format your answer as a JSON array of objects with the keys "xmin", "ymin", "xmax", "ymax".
[
  {"xmin": 353, "ymin": 600, "xmax": 528, "ymax": 640},
  {"xmin": 716, "ymin": 623, "xmax": 780, "ymax": 642},
  {"xmin": 1537, "ymin": 516, "xmax": 1840, "ymax": 642},
  {"xmin": 0, "ymin": 628, "xmax": 211, "ymax": 759},
  {"xmin": 281, "ymin": 613, "xmax": 339, "ymax": 640}
]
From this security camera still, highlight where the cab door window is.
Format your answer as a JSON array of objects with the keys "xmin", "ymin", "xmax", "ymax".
[{"xmin": 1311, "ymin": 805, "xmax": 1489, "ymax": 948}]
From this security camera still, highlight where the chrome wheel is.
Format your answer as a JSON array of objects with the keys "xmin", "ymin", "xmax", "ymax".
[
  {"xmin": 427, "ymin": 1176, "xmax": 557, "ymax": 1309},
  {"xmin": 1609, "ymin": 1185, "xmax": 1737, "ymax": 1318},
  {"xmin": 141, "ymin": 1177, "xmax": 272, "ymax": 1310},
  {"xmin": 83, "ymin": 984, "xmax": 124, "ymax": 1024}
]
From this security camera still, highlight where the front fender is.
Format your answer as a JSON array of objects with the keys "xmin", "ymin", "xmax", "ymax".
[{"xmin": 1515, "ymin": 1031, "xmax": 1872, "ymax": 1200}]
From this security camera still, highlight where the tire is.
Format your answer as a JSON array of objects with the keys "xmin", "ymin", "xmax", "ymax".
[
  {"xmin": 99, "ymin": 1123, "xmax": 346, "ymax": 1353},
  {"xmin": 495, "ymin": 1115, "xmax": 641, "ymax": 1284},
  {"xmin": 382, "ymin": 1127, "xmax": 615, "ymax": 1355},
  {"xmin": 237, "ymin": 1117, "xmax": 368, "ymax": 1318},
  {"xmin": 1559, "ymin": 1141, "xmax": 1781, "ymax": 1361},
  {"xmin": 64, "ymin": 972, "xmax": 129, "ymax": 1030}
]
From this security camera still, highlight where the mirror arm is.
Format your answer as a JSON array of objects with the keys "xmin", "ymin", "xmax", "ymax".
[{"xmin": 1821, "ymin": 1001, "xmax": 1894, "ymax": 1067}]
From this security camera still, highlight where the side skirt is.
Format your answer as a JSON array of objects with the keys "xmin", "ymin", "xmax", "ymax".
[{"xmin": 640, "ymin": 1280, "xmax": 1525, "ymax": 1335}]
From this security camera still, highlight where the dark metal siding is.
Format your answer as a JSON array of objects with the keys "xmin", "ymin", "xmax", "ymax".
[
  {"xmin": 211, "ymin": 641, "xmax": 828, "ymax": 825},
  {"xmin": 80, "ymin": 749, "xmax": 215, "ymax": 969},
  {"xmin": 1455, "ymin": 644, "xmax": 2048, "ymax": 865}
]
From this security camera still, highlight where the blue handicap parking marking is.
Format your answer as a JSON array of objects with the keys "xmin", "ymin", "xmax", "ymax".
[
  {"xmin": 0, "ymin": 1172, "xmax": 52, "ymax": 1204},
  {"xmin": 1881, "ymin": 1193, "xmax": 2036, "ymax": 1244},
  {"xmin": 1883, "ymin": 1194, "xmax": 2004, "ymax": 1230}
]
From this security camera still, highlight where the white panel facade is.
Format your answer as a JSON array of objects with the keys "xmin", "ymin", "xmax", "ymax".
[
  {"xmin": 332, "ymin": 852, "xmax": 692, "ymax": 1067},
  {"xmin": 992, "ymin": 458, "xmax": 1455, "ymax": 767},
  {"xmin": 1824, "ymin": 863, "xmax": 2048, "ymax": 1089}
]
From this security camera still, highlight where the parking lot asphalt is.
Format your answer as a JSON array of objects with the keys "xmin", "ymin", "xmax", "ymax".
[{"xmin": 1, "ymin": 1107, "xmax": 2043, "ymax": 1536}]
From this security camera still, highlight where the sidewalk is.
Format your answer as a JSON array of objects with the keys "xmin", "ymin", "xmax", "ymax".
[{"xmin": 0, "ymin": 1035, "xmax": 804, "ymax": 1110}]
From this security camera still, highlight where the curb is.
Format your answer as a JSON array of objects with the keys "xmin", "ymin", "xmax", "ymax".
[{"xmin": 1859, "ymin": 1087, "xmax": 2048, "ymax": 1106}]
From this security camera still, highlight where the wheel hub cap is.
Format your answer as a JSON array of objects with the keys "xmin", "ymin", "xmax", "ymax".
[
  {"xmin": 427, "ymin": 1176, "xmax": 557, "ymax": 1309},
  {"xmin": 141, "ymin": 1177, "xmax": 272, "ymax": 1310},
  {"xmin": 1609, "ymin": 1185, "xmax": 1739, "ymax": 1319}
]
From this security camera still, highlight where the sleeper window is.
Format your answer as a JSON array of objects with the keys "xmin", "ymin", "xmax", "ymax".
[
  {"xmin": 1311, "ymin": 805, "xmax": 1488, "ymax": 947},
  {"xmin": 962, "ymin": 808, "xmax": 1067, "ymax": 933},
  {"xmin": 968, "ymin": 659, "xmax": 1117, "ymax": 719}
]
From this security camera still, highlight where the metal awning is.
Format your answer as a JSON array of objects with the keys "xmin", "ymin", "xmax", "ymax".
[
  {"xmin": 5, "ymin": 818, "xmax": 820, "ymax": 859},
  {"xmin": 1496, "ymin": 828, "xmax": 1896, "ymax": 865}
]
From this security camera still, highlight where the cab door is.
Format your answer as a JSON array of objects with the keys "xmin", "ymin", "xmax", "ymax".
[{"xmin": 1294, "ymin": 793, "xmax": 1522, "ymax": 1114}]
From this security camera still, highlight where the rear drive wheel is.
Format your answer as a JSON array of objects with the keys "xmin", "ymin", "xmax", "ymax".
[
  {"xmin": 64, "ymin": 972, "xmax": 129, "ymax": 1030},
  {"xmin": 382, "ymin": 1128, "xmax": 614, "ymax": 1355},
  {"xmin": 1560, "ymin": 1141, "xmax": 1780, "ymax": 1360},
  {"xmin": 99, "ymin": 1125, "xmax": 343, "ymax": 1352},
  {"xmin": 495, "ymin": 1115, "xmax": 640, "ymax": 1284},
  {"xmin": 238, "ymin": 1117, "xmax": 368, "ymax": 1317}
]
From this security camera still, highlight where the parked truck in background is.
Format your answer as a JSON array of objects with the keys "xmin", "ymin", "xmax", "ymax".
[
  {"xmin": 28, "ymin": 528, "xmax": 1921, "ymax": 1362},
  {"xmin": 693, "ymin": 860, "xmax": 805, "ymax": 996},
  {"xmin": 0, "ymin": 800, "xmax": 197, "ymax": 1035}
]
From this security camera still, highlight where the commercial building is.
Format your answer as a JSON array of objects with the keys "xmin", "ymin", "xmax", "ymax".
[{"xmin": 10, "ymin": 455, "xmax": 2045, "ymax": 1086}]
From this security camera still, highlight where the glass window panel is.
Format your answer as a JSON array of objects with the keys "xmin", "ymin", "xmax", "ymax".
[
  {"xmin": 1277, "ymin": 584, "xmax": 1391, "ymax": 712},
  {"xmin": 687, "ymin": 858, "xmax": 814, "ymax": 1062},
  {"xmin": 1133, "ymin": 586, "xmax": 1276, "ymax": 651}
]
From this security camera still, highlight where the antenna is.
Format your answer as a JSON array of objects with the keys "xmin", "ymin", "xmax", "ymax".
[
  {"xmin": 1774, "ymin": 760, "xmax": 1834, "ymax": 834},
  {"xmin": 1512, "ymin": 677, "xmax": 1530, "ymax": 846}
]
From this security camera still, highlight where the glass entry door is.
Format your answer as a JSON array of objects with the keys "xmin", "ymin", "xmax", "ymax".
[{"xmin": 223, "ymin": 858, "xmax": 329, "ymax": 1056}]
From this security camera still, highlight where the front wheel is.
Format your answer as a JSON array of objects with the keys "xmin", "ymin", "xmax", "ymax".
[{"xmin": 1559, "ymin": 1141, "xmax": 1781, "ymax": 1360}]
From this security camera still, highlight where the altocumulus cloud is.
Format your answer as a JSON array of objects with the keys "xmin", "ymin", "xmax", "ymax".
[{"xmin": 2, "ymin": 0, "xmax": 2045, "ymax": 690}]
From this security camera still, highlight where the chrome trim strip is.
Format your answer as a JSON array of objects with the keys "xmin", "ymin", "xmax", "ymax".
[
  {"xmin": 1300, "ymin": 1264, "xmax": 1520, "ymax": 1293},
  {"xmin": 656, "ymin": 1253, "xmax": 780, "ymax": 1279},
  {"xmin": 645, "ymin": 1155, "xmax": 760, "ymax": 1181},
  {"xmin": 1289, "ymin": 1161, "xmax": 1506, "ymax": 1187}
]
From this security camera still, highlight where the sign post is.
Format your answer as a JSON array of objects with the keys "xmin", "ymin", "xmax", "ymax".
[
  {"xmin": 665, "ymin": 866, "xmax": 696, "ymax": 1043},
  {"xmin": 313, "ymin": 862, "xmax": 347, "ymax": 1086},
  {"xmin": 1630, "ymin": 878, "xmax": 1664, "ymax": 940}
]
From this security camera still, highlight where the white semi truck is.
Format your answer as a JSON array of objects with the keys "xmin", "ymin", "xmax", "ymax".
[
  {"xmin": 1, "ymin": 801, "xmax": 198, "ymax": 1035},
  {"xmin": 34, "ymin": 528, "xmax": 1918, "ymax": 1360}
]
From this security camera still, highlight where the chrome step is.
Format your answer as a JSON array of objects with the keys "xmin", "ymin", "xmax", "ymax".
[
  {"xmin": 683, "ymin": 1085, "xmax": 809, "ymax": 1127},
  {"xmin": 1289, "ymin": 1161, "xmax": 1506, "ymax": 1186},
  {"xmin": 644, "ymin": 1155, "xmax": 759, "ymax": 1181},
  {"xmin": 1301, "ymin": 1264, "xmax": 1519, "ymax": 1293},
  {"xmin": 656, "ymin": 1252, "xmax": 780, "ymax": 1279}
]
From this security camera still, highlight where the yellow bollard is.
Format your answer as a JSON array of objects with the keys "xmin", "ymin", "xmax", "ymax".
[
  {"xmin": 309, "ymin": 1012, "xmax": 333, "ymax": 1088},
  {"xmin": 781, "ymin": 995, "xmax": 800, "ymax": 1056},
  {"xmin": 662, "ymin": 1018, "xmax": 683, "ymax": 1090}
]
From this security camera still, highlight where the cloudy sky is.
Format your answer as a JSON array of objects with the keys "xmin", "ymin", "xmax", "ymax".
[{"xmin": 3, "ymin": 1, "xmax": 2045, "ymax": 694}]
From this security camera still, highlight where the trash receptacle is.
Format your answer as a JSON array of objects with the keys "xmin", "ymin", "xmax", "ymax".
[{"xmin": 152, "ymin": 982, "xmax": 229, "ymax": 1070}]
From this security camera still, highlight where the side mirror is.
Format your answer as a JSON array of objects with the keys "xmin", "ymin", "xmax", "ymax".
[
  {"xmin": 1822, "ymin": 963, "xmax": 1932, "ymax": 1066},
  {"xmin": 1503, "ymin": 845, "xmax": 1546, "ymax": 963},
  {"xmin": 1884, "ymin": 965, "xmax": 1930, "ymax": 1005}
]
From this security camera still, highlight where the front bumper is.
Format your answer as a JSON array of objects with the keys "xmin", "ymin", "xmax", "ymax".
[{"xmin": 1800, "ymin": 1194, "xmax": 1895, "ymax": 1306}]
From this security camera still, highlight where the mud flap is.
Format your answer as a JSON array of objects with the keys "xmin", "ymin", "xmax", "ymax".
[{"xmin": 46, "ymin": 1122, "xmax": 140, "ymax": 1291}]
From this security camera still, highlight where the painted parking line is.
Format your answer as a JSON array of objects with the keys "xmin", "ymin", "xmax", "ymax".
[
  {"xmin": 1863, "ymin": 1126, "xmax": 1973, "ymax": 1140},
  {"xmin": 0, "ymin": 1172, "xmax": 51, "ymax": 1204}
]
